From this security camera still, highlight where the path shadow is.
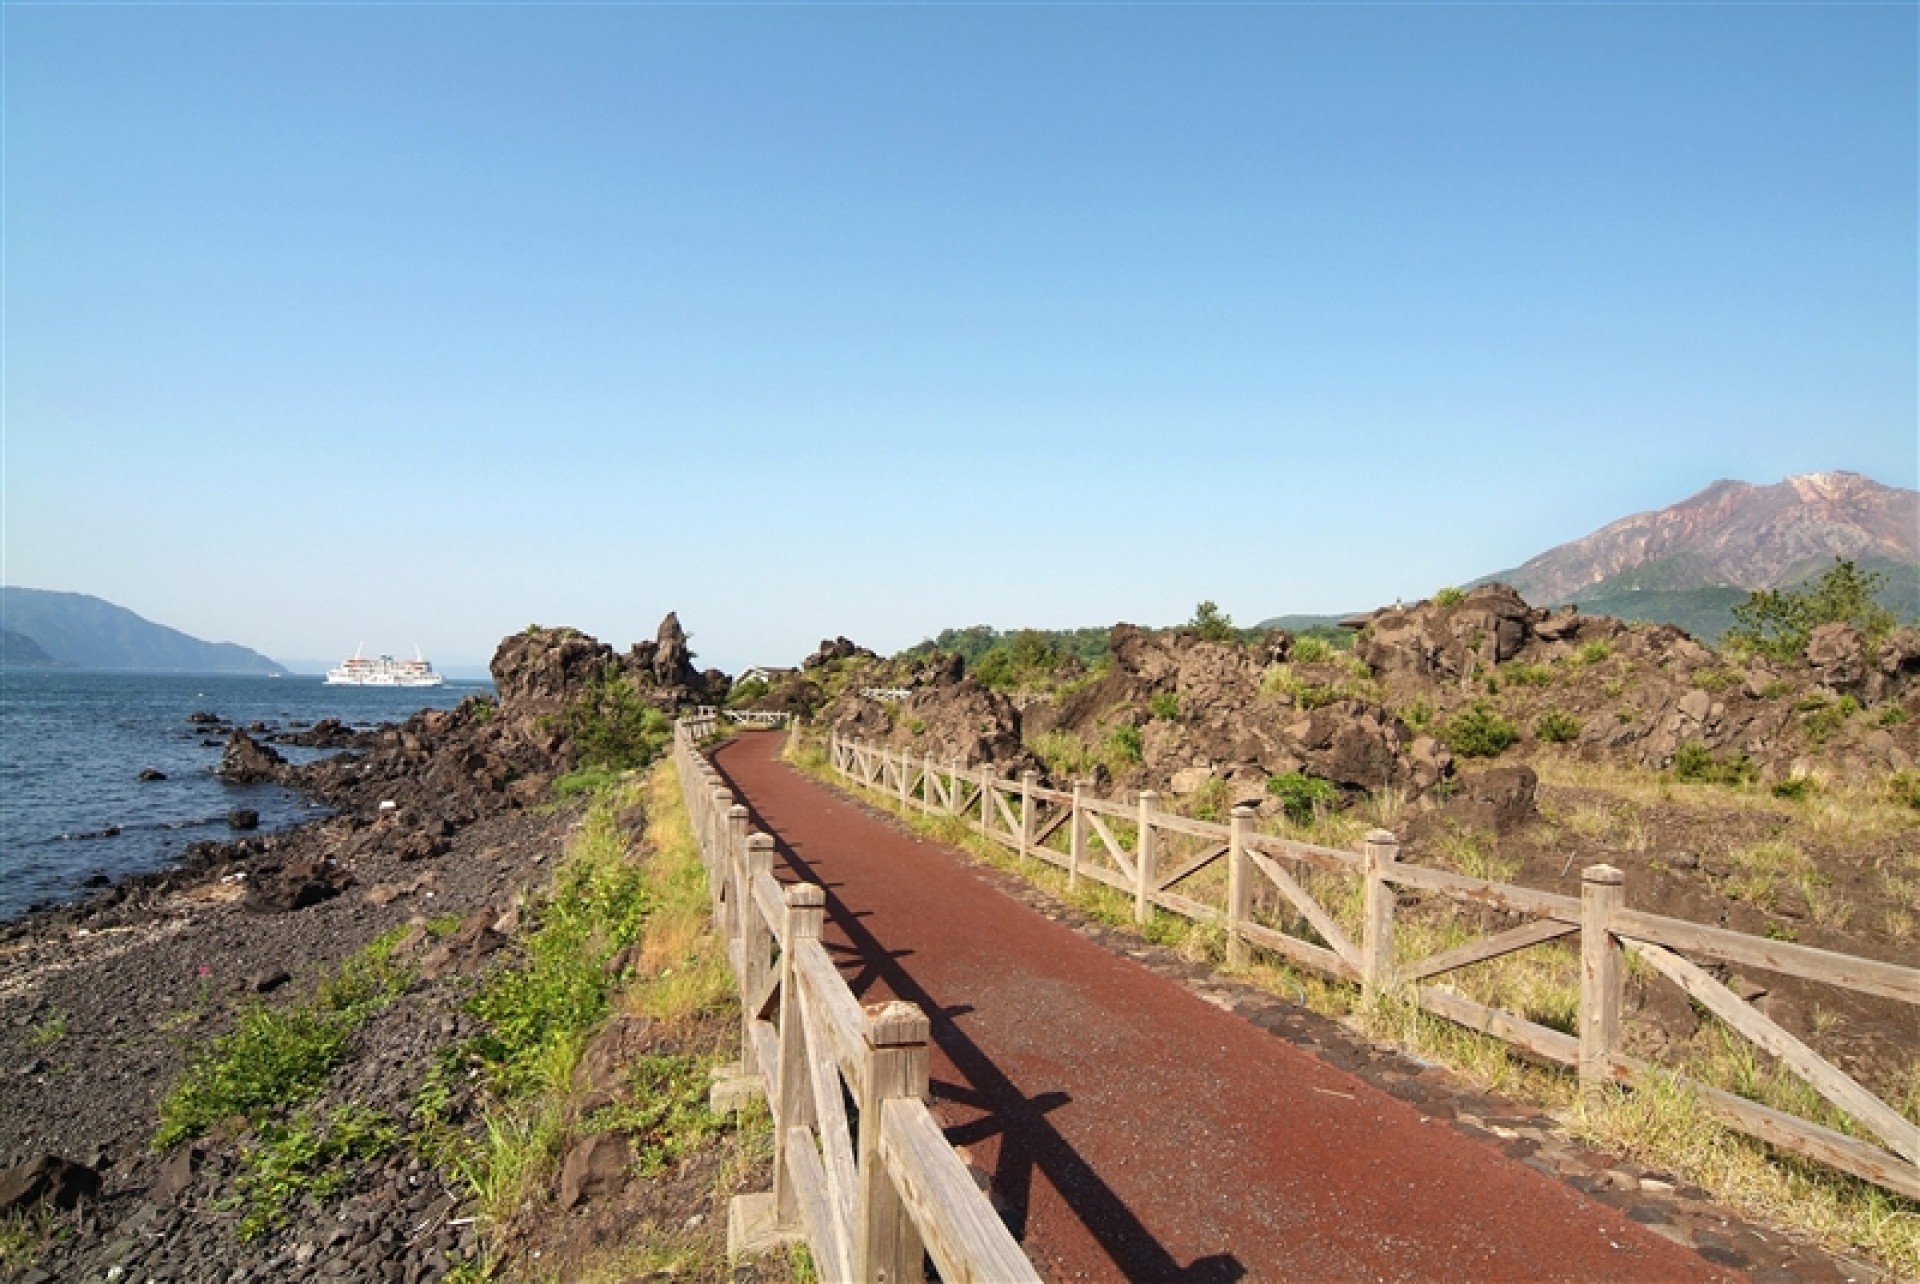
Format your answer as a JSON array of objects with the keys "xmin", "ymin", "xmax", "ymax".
[{"xmin": 711, "ymin": 740, "xmax": 1245, "ymax": 1284}]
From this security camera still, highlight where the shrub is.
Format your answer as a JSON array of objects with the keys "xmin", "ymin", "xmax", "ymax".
[
  {"xmin": 1889, "ymin": 771, "xmax": 1920, "ymax": 811},
  {"xmin": 1433, "ymin": 587, "xmax": 1467, "ymax": 608},
  {"xmin": 1267, "ymin": 772, "xmax": 1337, "ymax": 823},
  {"xmin": 1800, "ymin": 695, "xmax": 1861, "ymax": 743},
  {"xmin": 1104, "ymin": 724, "xmax": 1144, "ymax": 768},
  {"xmin": 1400, "ymin": 699, "xmax": 1434, "ymax": 731},
  {"xmin": 1770, "ymin": 776, "xmax": 1818, "ymax": 802},
  {"xmin": 1576, "ymin": 641, "xmax": 1613, "ymax": 667},
  {"xmin": 726, "ymin": 676, "xmax": 770, "ymax": 708},
  {"xmin": 1439, "ymin": 701, "xmax": 1518, "ymax": 758},
  {"xmin": 1671, "ymin": 741, "xmax": 1756, "ymax": 786},
  {"xmin": 1502, "ymin": 662, "xmax": 1555, "ymax": 687},
  {"xmin": 565, "ymin": 666, "xmax": 670, "ymax": 770},
  {"xmin": 1148, "ymin": 691, "xmax": 1181, "ymax": 721},
  {"xmin": 1292, "ymin": 635, "xmax": 1332, "ymax": 664},
  {"xmin": 1534, "ymin": 709, "xmax": 1581, "ymax": 744}
]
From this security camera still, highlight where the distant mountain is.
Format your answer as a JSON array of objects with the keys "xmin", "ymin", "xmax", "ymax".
[
  {"xmin": 0, "ymin": 588, "xmax": 288, "ymax": 675},
  {"xmin": 1477, "ymin": 472, "xmax": 1919, "ymax": 639},
  {"xmin": 0, "ymin": 628, "xmax": 63, "ymax": 668}
]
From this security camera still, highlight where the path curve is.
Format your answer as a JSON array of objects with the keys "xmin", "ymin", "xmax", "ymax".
[{"xmin": 712, "ymin": 733, "xmax": 1733, "ymax": 1283}]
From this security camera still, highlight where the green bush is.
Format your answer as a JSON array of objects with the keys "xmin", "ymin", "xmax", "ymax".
[
  {"xmin": 1533, "ymin": 709, "xmax": 1581, "ymax": 744},
  {"xmin": 726, "ymin": 676, "xmax": 769, "ymax": 708},
  {"xmin": 1770, "ymin": 776, "xmax": 1818, "ymax": 802},
  {"xmin": 1888, "ymin": 771, "xmax": 1920, "ymax": 811},
  {"xmin": 1433, "ymin": 587, "xmax": 1467, "ymax": 608},
  {"xmin": 1576, "ymin": 640, "xmax": 1613, "ymax": 667},
  {"xmin": 1148, "ymin": 691, "xmax": 1181, "ymax": 721},
  {"xmin": 1267, "ymin": 772, "xmax": 1337, "ymax": 822},
  {"xmin": 1800, "ymin": 695, "xmax": 1861, "ymax": 743},
  {"xmin": 1292, "ymin": 635, "xmax": 1332, "ymax": 664},
  {"xmin": 1502, "ymin": 662, "xmax": 1555, "ymax": 687},
  {"xmin": 1439, "ymin": 701, "xmax": 1518, "ymax": 758},
  {"xmin": 1671, "ymin": 741, "xmax": 1756, "ymax": 786}
]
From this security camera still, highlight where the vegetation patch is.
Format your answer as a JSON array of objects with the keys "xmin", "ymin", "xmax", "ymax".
[
  {"xmin": 1266, "ymin": 772, "xmax": 1336, "ymax": 823},
  {"xmin": 1724, "ymin": 559, "xmax": 1898, "ymax": 662},
  {"xmin": 1438, "ymin": 701, "xmax": 1518, "ymax": 758},
  {"xmin": 1670, "ymin": 741, "xmax": 1757, "ymax": 787},
  {"xmin": 155, "ymin": 931, "xmax": 411, "ymax": 1151},
  {"xmin": 229, "ymin": 1104, "xmax": 398, "ymax": 1239},
  {"xmin": 1533, "ymin": 708, "xmax": 1581, "ymax": 744}
]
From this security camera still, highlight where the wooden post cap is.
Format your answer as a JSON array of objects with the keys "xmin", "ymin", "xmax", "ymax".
[
  {"xmin": 1583, "ymin": 863, "xmax": 1625, "ymax": 886},
  {"xmin": 1138, "ymin": 790, "xmax": 1160, "ymax": 802},
  {"xmin": 748, "ymin": 832, "xmax": 775, "ymax": 850},
  {"xmin": 862, "ymin": 1000, "xmax": 930, "ymax": 1047},
  {"xmin": 1231, "ymin": 805, "xmax": 1256, "ymax": 819},
  {"xmin": 728, "ymin": 804, "xmax": 749, "ymax": 819},
  {"xmin": 1365, "ymin": 829, "xmax": 1398, "ymax": 846},
  {"xmin": 784, "ymin": 882, "xmax": 826, "ymax": 908}
]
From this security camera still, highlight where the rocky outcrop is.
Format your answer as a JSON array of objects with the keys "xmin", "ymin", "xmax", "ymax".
[
  {"xmin": 216, "ymin": 731, "xmax": 286, "ymax": 784},
  {"xmin": 0, "ymin": 1154, "xmax": 99, "ymax": 1215}
]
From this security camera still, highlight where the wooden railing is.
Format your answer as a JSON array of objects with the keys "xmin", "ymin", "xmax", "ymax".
[
  {"xmin": 673, "ymin": 722, "xmax": 1041, "ymax": 1283},
  {"xmin": 683, "ymin": 706, "xmax": 794, "ymax": 729},
  {"xmin": 827, "ymin": 733, "xmax": 1920, "ymax": 1201}
]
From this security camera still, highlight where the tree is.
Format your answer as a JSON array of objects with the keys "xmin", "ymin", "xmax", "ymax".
[
  {"xmin": 1723, "ymin": 559, "xmax": 1896, "ymax": 662},
  {"xmin": 1189, "ymin": 601, "xmax": 1238, "ymax": 643}
]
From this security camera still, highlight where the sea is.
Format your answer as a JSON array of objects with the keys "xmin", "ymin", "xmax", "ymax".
[{"xmin": 0, "ymin": 671, "xmax": 491, "ymax": 923}]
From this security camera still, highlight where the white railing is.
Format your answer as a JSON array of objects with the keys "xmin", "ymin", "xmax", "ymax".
[
  {"xmin": 673, "ymin": 722, "xmax": 1040, "ymax": 1283},
  {"xmin": 826, "ymin": 732, "xmax": 1920, "ymax": 1201}
]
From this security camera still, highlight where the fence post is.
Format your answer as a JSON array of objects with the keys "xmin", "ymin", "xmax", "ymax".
[
  {"xmin": 1228, "ymin": 806, "xmax": 1254, "ymax": 967},
  {"xmin": 742, "ymin": 834, "xmax": 776, "ymax": 1068},
  {"xmin": 1580, "ymin": 864, "xmax": 1626, "ymax": 1099},
  {"xmin": 980, "ymin": 765, "xmax": 993, "ymax": 836},
  {"xmin": 1135, "ymin": 791, "xmax": 1159, "ymax": 925},
  {"xmin": 1361, "ymin": 829, "xmax": 1399, "ymax": 1002},
  {"xmin": 1019, "ymin": 771, "xmax": 1037, "ymax": 861},
  {"xmin": 721, "ymin": 806, "xmax": 748, "ymax": 925},
  {"xmin": 854, "ymin": 1001, "xmax": 930, "ymax": 1283},
  {"xmin": 773, "ymin": 883, "xmax": 826, "ymax": 1228},
  {"xmin": 895, "ymin": 746, "xmax": 909, "ymax": 809},
  {"xmin": 923, "ymin": 752, "xmax": 937, "ymax": 811},
  {"xmin": 1069, "ymin": 782, "xmax": 1085, "ymax": 892}
]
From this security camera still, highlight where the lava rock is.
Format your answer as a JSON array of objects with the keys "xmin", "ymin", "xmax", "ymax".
[
  {"xmin": 137, "ymin": 769, "xmax": 167, "ymax": 782},
  {"xmin": 0, "ymin": 1155, "xmax": 100, "ymax": 1214},
  {"xmin": 227, "ymin": 808, "xmax": 261, "ymax": 831}
]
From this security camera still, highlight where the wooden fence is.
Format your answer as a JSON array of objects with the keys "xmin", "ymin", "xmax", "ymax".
[
  {"xmin": 828, "ymin": 733, "xmax": 1920, "ymax": 1201},
  {"xmin": 673, "ymin": 720, "xmax": 1041, "ymax": 1283}
]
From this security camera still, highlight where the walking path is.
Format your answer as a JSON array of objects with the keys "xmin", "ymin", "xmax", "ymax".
[{"xmin": 710, "ymin": 733, "xmax": 1736, "ymax": 1282}]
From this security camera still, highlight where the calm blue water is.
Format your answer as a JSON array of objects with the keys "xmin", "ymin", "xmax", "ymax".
[{"xmin": 0, "ymin": 671, "xmax": 491, "ymax": 922}]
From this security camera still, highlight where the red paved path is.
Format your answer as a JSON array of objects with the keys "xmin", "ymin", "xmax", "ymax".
[{"xmin": 712, "ymin": 734, "xmax": 1731, "ymax": 1283}]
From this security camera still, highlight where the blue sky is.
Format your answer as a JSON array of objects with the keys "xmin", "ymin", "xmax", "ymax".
[{"xmin": 5, "ymin": 2, "xmax": 1915, "ymax": 675}]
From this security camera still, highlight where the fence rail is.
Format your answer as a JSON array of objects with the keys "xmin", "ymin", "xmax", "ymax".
[
  {"xmin": 673, "ymin": 722, "xmax": 1041, "ymax": 1282},
  {"xmin": 826, "ymin": 733, "xmax": 1920, "ymax": 1201}
]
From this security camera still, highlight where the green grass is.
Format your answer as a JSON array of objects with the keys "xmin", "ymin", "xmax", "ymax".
[
  {"xmin": 155, "ymin": 930, "xmax": 411, "ymax": 1150},
  {"xmin": 1533, "ymin": 708, "xmax": 1581, "ymax": 744},
  {"xmin": 1266, "ymin": 772, "xmax": 1336, "ymax": 823},
  {"xmin": 1671, "ymin": 741, "xmax": 1758, "ymax": 787},
  {"xmin": 583, "ymin": 1053, "xmax": 727, "ymax": 1177}
]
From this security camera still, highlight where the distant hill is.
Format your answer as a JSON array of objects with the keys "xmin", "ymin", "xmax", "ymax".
[
  {"xmin": 0, "ymin": 628, "xmax": 63, "ymax": 668},
  {"xmin": 1476, "ymin": 472, "xmax": 1918, "ymax": 640},
  {"xmin": 0, "ymin": 588, "xmax": 288, "ymax": 675}
]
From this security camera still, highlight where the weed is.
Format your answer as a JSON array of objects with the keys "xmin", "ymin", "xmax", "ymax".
[
  {"xmin": 1433, "ymin": 587, "xmax": 1467, "ymax": 608},
  {"xmin": 1576, "ymin": 640, "xmax": 1613, "ymax": 667},
  {"xmin": 1890, "ymin": 771, "xmax": 1920, "ymax": 812},
  {"xmin": 1671, "ymin": 742, "xmax": 1757, "ymax": 787},
  {"xmin": 553, "ymin": 765, "xmax": 625, "ymax": 799},
  {"xmin": 156, "ymin": 931, "xmax": 410, "ymax": 1150},
  {"xmin": 229, "ymin": 1105, "xmax": 397, "ymax": 1239},
  {"xmin": 1266, "ymin": 772, "xmax": 1337, "ymax": 823},
  {"xmin": 1431, "ymin": 825, "xmax": 1520, "ymax": 883},
  {"xmin": 1029, "ymin": 730, "xmax": 1097, "ymax": 780},
  {"xmin": 1695, "ymin": 669, "xmax": 1743, "ymax": 694},
  {"xmin": 1877, "ymin": 704, "xmax": 1911, "ymax": 727},
  {"xmin": 1770, "ymin": 776, "xmax": 1819, "ymax": 802},
  {"xmin": 585, "ymin": 1053, "xmax": 725, "ymax": 1177},
  {"xmin": 1717, "ymin": 840, "xmax": 1811, "ymax": 909},
  {"xmin": 1533, "ymin": 709, "xmax": 1581, "ymax": 744},
  {"xmin": 1104, "ymin": 724, "xmax": 1143, "ymax": 768},
  {"xmin": 1501, "ymin": 661, "xmax": 1555, "ymax": 687},
  {"xmin": 1148, "ymin": 691, "xmax": 1181, "ymax": 721},
  {"xmin": 1801, "ymin": 695, "xmax": 1862, "ymax": 743},
  {"xmin": 1399, "ymin": 699, "xmax": 1434, "ymax": 732},
  {"xmin": 1438, "ymin": 701, "xmax": 1518, "ymax": 758},
  {"xmin": 26, "ymin": 1011, "xmax": 67, "ymax": 1046}
]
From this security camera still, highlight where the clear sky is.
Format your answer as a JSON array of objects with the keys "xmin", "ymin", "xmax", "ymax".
[{"xmin": 5, "ymin": 1, "xmax": 1915, "ymax": 675}]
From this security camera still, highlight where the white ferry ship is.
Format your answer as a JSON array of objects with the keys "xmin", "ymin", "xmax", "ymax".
[{"xmin": 324, "ymin": 645, "xmax": 446, "ymax": 688}]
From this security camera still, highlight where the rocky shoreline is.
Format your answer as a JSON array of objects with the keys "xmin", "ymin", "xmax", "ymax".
[{"xmin": 0, "ymin": 617, "xmax": 729, "ymax": 1282}]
